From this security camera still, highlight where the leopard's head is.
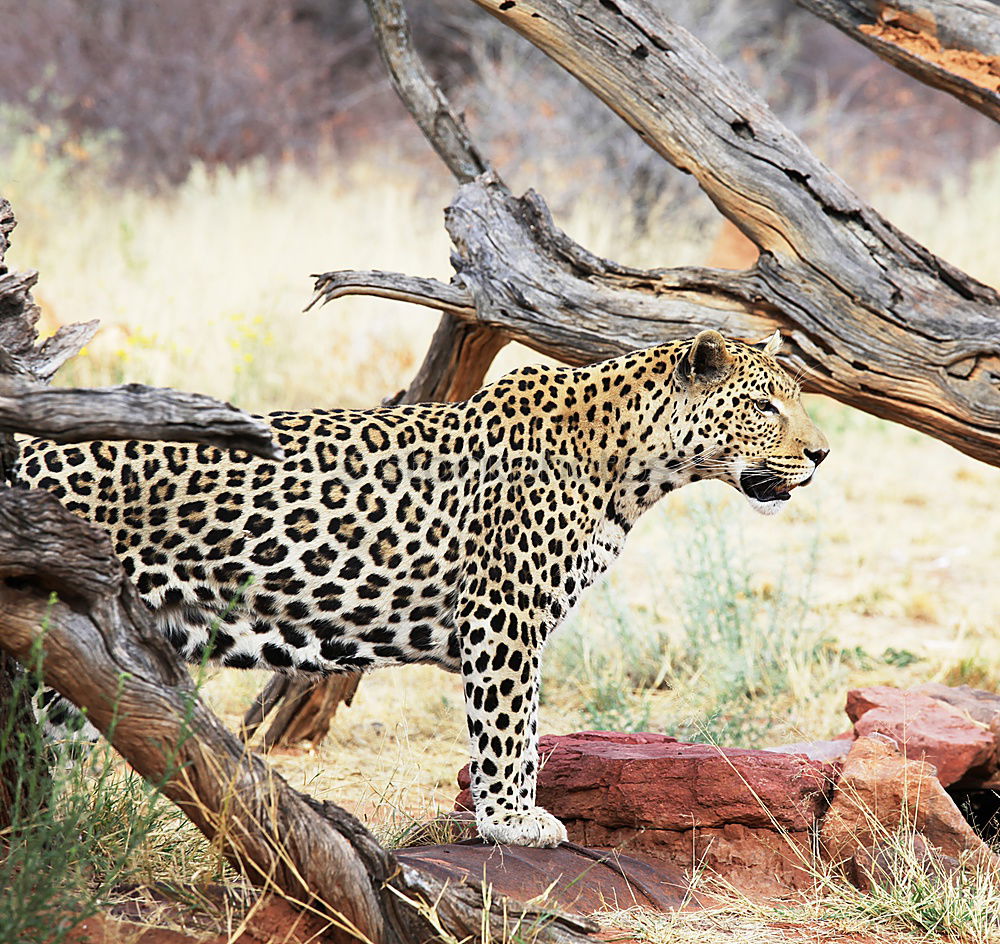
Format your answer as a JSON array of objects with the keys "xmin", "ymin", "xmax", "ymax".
[{"xmin": 670, "ymin": 329, "xmax": 829, "ymax": 515}]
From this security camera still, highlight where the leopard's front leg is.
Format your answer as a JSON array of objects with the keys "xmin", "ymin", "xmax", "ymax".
[{"xmin": 458, "ymin": 604, "xmax": 566, "ymax": 847}]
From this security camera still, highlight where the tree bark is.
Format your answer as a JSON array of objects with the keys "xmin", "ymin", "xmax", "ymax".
[
  {"xmin": 314, "ymin": 0, "xmax": 1000, "ymax": 469},
  {"xmin": 795, "ymin": 0, "xmax": 1000, "ymax": 123},
  {"xmin": 0, "ymin": 488, "xmax": 596, "ymax": 944},
  {"xmin": 0, "ymin": 376, "xmax": 281, "ymax": 458}
]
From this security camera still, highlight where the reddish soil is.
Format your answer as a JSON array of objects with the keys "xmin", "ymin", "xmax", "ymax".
[
  {"xmin": 65, "ymin": 909, "xmax": 928, "ymax": 944},
  {"xmin": 64, "ymin": 897, "xmax": 339, "ymax": 944}
]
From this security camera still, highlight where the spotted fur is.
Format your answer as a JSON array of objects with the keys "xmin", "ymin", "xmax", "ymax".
[{"xmin": 20, "ymin": 330, "xmax": 828, "ymax": 846}]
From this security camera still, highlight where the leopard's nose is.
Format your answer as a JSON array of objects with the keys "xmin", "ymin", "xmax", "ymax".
[{"xmin": 805, "ymin": 447, "xmax": 829, "ymax": 467}]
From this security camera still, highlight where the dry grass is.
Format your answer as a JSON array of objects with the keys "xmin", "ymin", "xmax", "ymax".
[{"xmin": 4, "ymin": 126, "xmax": 1000, "ymax": 937}]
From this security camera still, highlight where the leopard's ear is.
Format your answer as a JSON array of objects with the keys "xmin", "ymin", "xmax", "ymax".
[
  {"xmin": 677, "ymin": 330, "xmax": 732, "ymax": 386},
  {"xmin": 757, "ymin": 330, "xmax": 782, "ymax": 357}
]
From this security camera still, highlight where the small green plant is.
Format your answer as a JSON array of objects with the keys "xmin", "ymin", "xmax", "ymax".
[
  {"xmin": 547, "ymin": 581, "xmax": 666, "ymax": 733},
  {"xmin": 664, "ymin": 497, "xmax": 841, "ymax": 746},
  {"xmin": 882, "ymin": 647, "xmax": 922, "ymax": 669},
  {"xmin": 0, "ymin": 635, "xmax": 225, "ymax": 944},
  {"xmin": 579, "ymin": 675, "xmax": 652, "ymax": 733}
]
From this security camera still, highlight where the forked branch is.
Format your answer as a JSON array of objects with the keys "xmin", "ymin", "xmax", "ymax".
[{"xmin": 316, "ymin": 0, "xmax": 1000, "ymax": 468}]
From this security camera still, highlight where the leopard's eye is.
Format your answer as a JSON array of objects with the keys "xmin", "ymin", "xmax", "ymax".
[{"xmin": 754, "ymin": 398, "xmax": 778, "ymax": 414}]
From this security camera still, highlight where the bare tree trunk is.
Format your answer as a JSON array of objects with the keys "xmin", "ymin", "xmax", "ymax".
[
  {"xmin": 795, "ymin": 0, "xmax": 1000, "ymax": 122},
  {"xmin": 0, "ymin": 201, "xmax": 80, "ymax": 833}
]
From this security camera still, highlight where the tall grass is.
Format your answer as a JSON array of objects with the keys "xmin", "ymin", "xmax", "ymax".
[
  {"xmin": 815, "ymin": 826, "xmax": 1000, "ymax": 943},
  {"xmin": 545, "ymin": 494, "xmax": 844, "ymax": 747},
  {"xmin": 666, "ymin": 498, "xmax": 844, "ymax": 746}
]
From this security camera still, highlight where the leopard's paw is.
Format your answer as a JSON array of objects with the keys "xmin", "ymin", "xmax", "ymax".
[{"xmin": 477, "ymin": 806, "xmax": 567, "ymax": 848}]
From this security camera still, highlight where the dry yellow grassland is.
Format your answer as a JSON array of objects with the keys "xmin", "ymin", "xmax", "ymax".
[{"xmin": 4, "ymin": 137, "xmax": 999, "ymax": 849}]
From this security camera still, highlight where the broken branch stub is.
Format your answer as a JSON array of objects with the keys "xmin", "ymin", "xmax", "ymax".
[{"xmin": 795, "ymin": 0, "xmax": 1000, "ymax": 123}]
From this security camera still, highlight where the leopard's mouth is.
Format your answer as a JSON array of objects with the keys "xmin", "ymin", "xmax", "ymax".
[{"xmin": 740, "ymin": 469, "xmax": 792, "ymax": 504}]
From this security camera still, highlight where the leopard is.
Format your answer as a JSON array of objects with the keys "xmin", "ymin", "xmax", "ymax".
[{"xmin": 18, "ymin": 329, "xmax": 828, "ymax": 848}]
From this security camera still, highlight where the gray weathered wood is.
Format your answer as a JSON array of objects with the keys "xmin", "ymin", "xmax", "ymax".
[
  {"xmin": 362, "ymin": 0, "xmax": 507, "ymax": 406},
  {"xmin": 363, "ymin": 0, "xmax": 490, "ymax": 183},
  {"xmin": 305, "ymin": 270, "xmax": 475, "ymax": 319},
  {"xmin": 0, "ymin": 376, "xmax": 282, "ymax": 458},
  {"xmin": 796, "ymin": 0, "xmax": 1000, "ymax": 122},
  {"xmin": 316, "ymin": 0, "xmax": 1000, "ymax": 468}
]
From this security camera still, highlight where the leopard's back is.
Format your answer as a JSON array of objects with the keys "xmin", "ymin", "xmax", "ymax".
[{"xmin": 19, "ymin": 406, "xmax": 477, "ymax": 674}]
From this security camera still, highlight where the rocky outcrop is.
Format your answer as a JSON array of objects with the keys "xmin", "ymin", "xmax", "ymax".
[
  {"xmin": 445, "ymin": 686, "xmax": 1000, "ymax": 902},
  {"xmin": 819, "ymin": 736, "xmax": 1000, "ymax": 873},
  {"xmin": 457, "ymin": 731, "xmax": 835, "ymax": 896},
  {"xmin": 845, "ymin": 685, "xmax": 996, "ymax": 786}
]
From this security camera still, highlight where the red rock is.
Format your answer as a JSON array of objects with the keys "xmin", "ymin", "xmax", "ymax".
[
  {"xmin": 63, "ymin": 913, "xmax": 217, "ymax": 943},
  {"xmin": 457, "ymin": 731, "xmax": 835, "ymax": 896},
  {"xmin": 819, "ymin": 736, "xmax": 1000, "ymax": 872},
  {"xmin": 917, "ymin": 683, "xmax": 1000, "ymax": 786},
  {"xmin": 845, "ymin": 686, "xmax": 996, "ymax": 787},
  {"xmin": 568, "ymin": 820, "xmax": 817, "ymax": 897},
  {"xmin": 62, "ymin": 894, "xmax": 343, "ymax": 944}
]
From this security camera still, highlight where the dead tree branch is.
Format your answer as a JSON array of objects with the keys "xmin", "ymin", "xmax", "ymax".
[
  {"xmin": 364, "ymin": 0, "xmax": 490, "ymax": 182},
  {"xmin": 305, "ymin": 270, "xmax": 475, "ymax": 317},
  {"xmin": 362, "ymin": 0, "xmax": 506, "ymax": 404},
  {"xmin": 0, "ymin": 488, "xmax": 596, "ymax": 944},
  {"xmin": 0, "ymin": 377, "xmax": 282, "ymax": 459},
  {"xmin": 315, "ymin": 0, "xmax": 1000, "ymax": 468},
  {"xmin": 795, "ymin": 0, "xmax": 1000, "ymax": 122}
]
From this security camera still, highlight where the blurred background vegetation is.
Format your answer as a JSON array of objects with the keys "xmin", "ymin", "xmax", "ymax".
[
  {"xmin": 1, "ymin": 4, "xmax": 999, "ymax": 933},
  {"xmin": 1, "ymin": 0, "xmax": 998, "ymax": 411}
]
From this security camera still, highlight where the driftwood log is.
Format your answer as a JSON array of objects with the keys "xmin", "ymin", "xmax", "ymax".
[
  {"xmin": 315, "ymin": 0, "xmax": 1000, "ymax": 471},
  {"xmin": 795, "ymin": 0, "xmax": 1000, "ymax": 122}
]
